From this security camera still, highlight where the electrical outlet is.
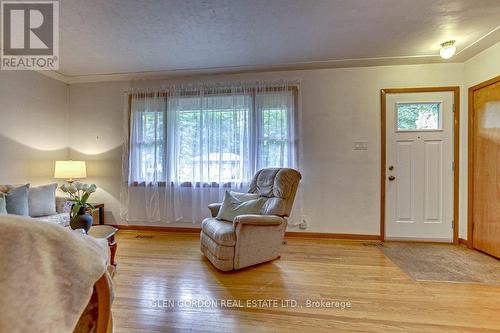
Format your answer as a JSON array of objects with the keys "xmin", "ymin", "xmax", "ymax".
[
  {"xmin": 353, "ymin": 140, "xmax": 368, "ymax": 150},
  {"xmin": 299, "ymin": 216, "xmax": 308, "ymax": 230}
]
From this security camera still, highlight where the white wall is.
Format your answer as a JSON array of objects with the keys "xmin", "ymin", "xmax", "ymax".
[
  {"xmin": 68, "ymin": 81, "xmax": 128, "ymax": 226},
  {"xmin": 0, "ymin": 71, "xmax": 69, "ymax": 186},
  {"xmin": 464, "ymin": 42, "xmax": 500, "ymax": 87},
  {"xmin": 69, "ymin": 63, "xmax": 467, "ymax": 235},
  {"xmin": 456, "ymin": 41, "xmax": 500, "ymax": 239}
]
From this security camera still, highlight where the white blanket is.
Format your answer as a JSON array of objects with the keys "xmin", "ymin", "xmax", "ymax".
[{"xmin": 0, "ymin": 214, "xmax": 109, "ymax": 333}]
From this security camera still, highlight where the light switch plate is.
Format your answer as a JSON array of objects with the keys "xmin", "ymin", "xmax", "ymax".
[{"xmin": 353, "ymin": 140, "xmax": 368, "ymax": 150}]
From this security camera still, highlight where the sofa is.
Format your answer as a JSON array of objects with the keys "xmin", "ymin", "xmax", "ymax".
[
  {"xmin": 1, "ymin": 185, "xmax": 113, "ymax": 332},
  {"xmin": 0, "ymin": 183, "xmax": 71, "ymax": 226},
  {"xmin": 33, "ymin": 196, "xmax": 71, "ymax": 226},
  {"xmin": 200, "ymin": 168, "xmax": 301, "ymax": 271}
]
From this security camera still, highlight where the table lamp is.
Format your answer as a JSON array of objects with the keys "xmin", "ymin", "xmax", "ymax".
[{"xmin": 54, "ymin": 160, "xmax": 87, "ymax": 183}]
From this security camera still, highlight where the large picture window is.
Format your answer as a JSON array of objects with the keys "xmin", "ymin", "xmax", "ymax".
[
  {"xmin": 171, "ymin": 94, "xmax": 250, "ymax": 184},
  {"xmin": 128, "ymin": 86, "xmax": 298, "ymax": 186}
]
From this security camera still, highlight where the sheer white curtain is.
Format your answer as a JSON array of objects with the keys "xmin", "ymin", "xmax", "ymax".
[
  {"xmin": 255, "ymin": 89, "xmax": 298, "ymax": 171},
  {"xmin": 121, "ymin": 82, "xmax": 300, "ymax": 224}
]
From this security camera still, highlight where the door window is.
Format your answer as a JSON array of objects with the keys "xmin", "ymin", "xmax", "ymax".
[{"xmin": 396, "ymin": 102, "xmax": 441, "ymax": 131}]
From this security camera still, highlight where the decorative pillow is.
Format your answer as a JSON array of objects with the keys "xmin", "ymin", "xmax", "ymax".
[
  {"xmin": 5, "ymin": 184, "xmax": 30, "ymax": 216},
  {"xmin": 0, "ymin": 194, "xmax": 7, "ymax": 214},
  {"xmin": 229, "ymin": 191, "xmax": 260, "ymax": 202},
  {"xmin": 29, "ymin": 183, "xmax": 58, "ymax": 217},
  {"xmin": 216, "ymin": 191, "xmax": 266, "ymax": 222}
]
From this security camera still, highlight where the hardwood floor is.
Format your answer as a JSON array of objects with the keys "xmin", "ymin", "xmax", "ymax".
[{"xmin": 112, "ymin": 231, "xmax": 500, "ymax": 332}]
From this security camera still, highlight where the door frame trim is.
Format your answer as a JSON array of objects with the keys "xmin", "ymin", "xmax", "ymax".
[
  {"xmin": 467, "ymin": 75, "xmax": 500, "ymax": 249},
  {"xmin": 380, "ymin": 87, "xmax": 460, "ymax": 244}
]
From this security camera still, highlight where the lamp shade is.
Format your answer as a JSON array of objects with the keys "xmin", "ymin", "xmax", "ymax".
[{"xmin": 54, "ymin": 161, "xmax": 87, "ymax": 180}]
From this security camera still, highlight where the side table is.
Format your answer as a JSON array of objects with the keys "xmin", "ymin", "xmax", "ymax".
[
  {"xmin": 88, "ymin": 225, "xmax": 118, "ymax": 273},
  {"xmin": 90, "ymin": 203, "xmax": 105, "ymax": 225}
]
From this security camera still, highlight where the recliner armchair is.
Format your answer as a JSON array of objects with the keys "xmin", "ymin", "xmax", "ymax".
[{"xmin": 200, "ymin": 168, "xmax": 302, "ymax": 271}]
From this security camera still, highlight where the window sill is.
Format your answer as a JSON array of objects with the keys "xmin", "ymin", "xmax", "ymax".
[{"xmin": 129, "ymin": 181, "xmax": 242, "ymax": 188}]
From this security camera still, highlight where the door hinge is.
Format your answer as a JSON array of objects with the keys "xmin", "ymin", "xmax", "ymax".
[
  {"xmin": 452, "ymin": 161, "xmax": 455, "ymax": 171},
  {"xmin": 451, "ymin": 220, "xmax": 454, "ymax": 229}
]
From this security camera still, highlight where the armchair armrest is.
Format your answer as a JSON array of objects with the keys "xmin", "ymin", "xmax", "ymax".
[
  {"xmin": 208, "ymin": 203, "xmax": 222, "ymax": 217},
  {"xmin": 233, "ymin": 214, "xmax": 285, "ymax": 227}
]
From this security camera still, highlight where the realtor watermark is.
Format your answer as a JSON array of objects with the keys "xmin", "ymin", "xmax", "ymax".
[
  {"xmin": 1, "ymin": 0, "xmax": 59, "ymax": 70},
  {"xmin": 151, "ymin": 298, "xmax": 353, "ymax": 310}
]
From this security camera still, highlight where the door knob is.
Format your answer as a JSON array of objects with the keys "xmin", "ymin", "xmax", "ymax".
[{"xmin": 388, "ymin": 175, "xmax": 396, "ymax": 181}]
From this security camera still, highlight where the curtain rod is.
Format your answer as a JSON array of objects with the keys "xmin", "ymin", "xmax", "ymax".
[{"xmin": 123, "ymin": 79, "xmax": 301, "ymax": 94}]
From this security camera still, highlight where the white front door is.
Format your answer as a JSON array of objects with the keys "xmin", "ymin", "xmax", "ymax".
[{"xmin": 385, "ymin": 91, "xmax": 454, "ymax": 242}]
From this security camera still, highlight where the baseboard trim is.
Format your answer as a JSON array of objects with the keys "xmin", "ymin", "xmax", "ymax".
[
  {"xmin": 458, "ymin": 238, "xmax": 468, "ymax": 246},
  {"xmin": 384, "ymin": 240, "xmax": 453, "ymax": 245},
  {"xmin": 111, "ymin": 224, "xmax": 381, "ymax": 240},
  {"xmin": 111, "ymin": 225, "xmax": 201, "ymax": 233},
  {"xmin": 285, "ymin": 232, "xmax": 381, "ymax": 240}
]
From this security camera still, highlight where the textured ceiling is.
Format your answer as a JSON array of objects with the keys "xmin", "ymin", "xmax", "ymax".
[{"xmin": 57, "ymin": 0, "xmax": 500, "ymax": 79}]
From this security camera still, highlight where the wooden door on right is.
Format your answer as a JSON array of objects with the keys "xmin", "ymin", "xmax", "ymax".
[{"xmin": 471, "ymin": 78, "xmax": 500, "ymax": 258}]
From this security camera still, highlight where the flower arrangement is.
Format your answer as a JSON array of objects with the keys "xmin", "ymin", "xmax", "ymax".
[{"xmin": 60, "ymin": 182, "xmax": 97, "ymax": 219}]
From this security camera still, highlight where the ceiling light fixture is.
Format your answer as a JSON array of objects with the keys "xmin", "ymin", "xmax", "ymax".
[{"xmin": 439, "ymin": 40, "xmax": 456, "ymax": 59}]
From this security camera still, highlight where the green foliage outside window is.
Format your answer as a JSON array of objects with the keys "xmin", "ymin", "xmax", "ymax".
[
  {"xmin": 261, "ymin": 108, "xmax": 289, "ymax": 167},
  {"xmin": 135, "ymin": 95, "xmax": 292, "ymax": 182},
  {"xmin": 397, "ymin": 102, "xmax": 440, "ymax": 130}
]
